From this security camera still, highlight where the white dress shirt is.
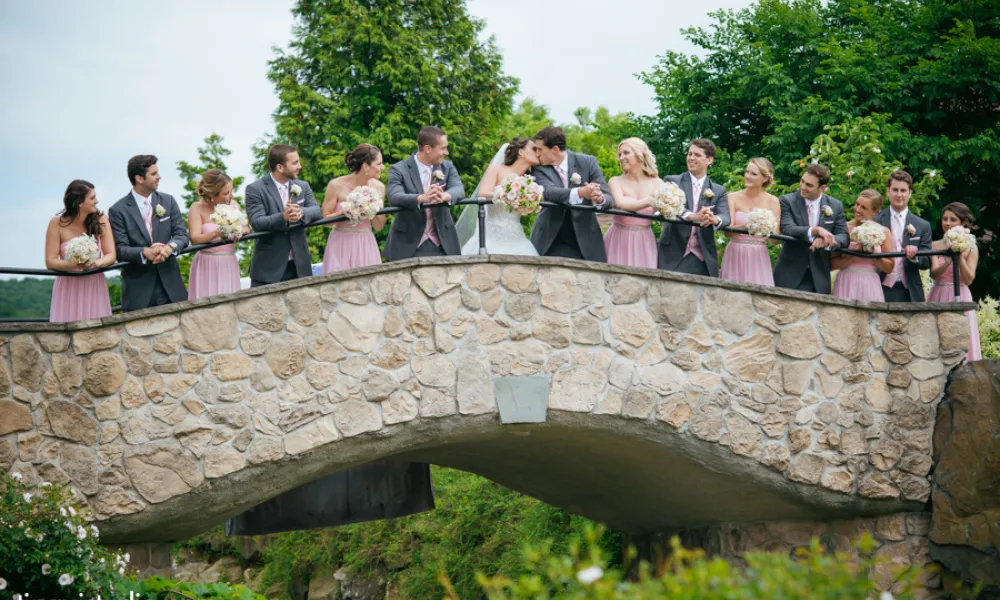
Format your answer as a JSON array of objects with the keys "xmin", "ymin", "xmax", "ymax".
[{"xmin": 132, "ymin": 189, "xmax": 176, "ymax": 263}]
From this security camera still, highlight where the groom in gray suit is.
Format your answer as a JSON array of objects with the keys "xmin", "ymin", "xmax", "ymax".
[
  {"xmin": 773, "ymin": 163, "xmax": 850, "ymax": 294},
  {"xmin": 657, "ymin": 138, "xmax": 730, "ymax": 276},
  {"xmin": 245, "ymin": 144, "xmax": 322, "ymax": 287},
  {"xmin": 108, "ymin": 154, "xmax": 189, "ymax": 311},
  {"xmin": 874, "ymin": 170, "xmax": 932, "ymax": 302},
  {"xmin": 529, "ymin": 126, "xmax": 611, "ymax": 261},
  {"xmin": 384, "ymin": 126, "xmax": 465, "ymax": 261}
]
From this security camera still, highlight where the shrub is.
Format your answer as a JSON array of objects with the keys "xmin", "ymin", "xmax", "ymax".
[{"xmin": 978, "ymin": 296, "xmax": 1000, "ymax": 359}]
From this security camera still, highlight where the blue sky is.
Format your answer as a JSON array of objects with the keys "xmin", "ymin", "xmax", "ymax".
[{"xmin": 0, "ymin": 0, "xmax": 751, "ymax": 272}]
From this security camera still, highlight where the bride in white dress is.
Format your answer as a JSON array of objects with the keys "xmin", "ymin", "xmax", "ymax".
[{"xmin": 457, "ymin": 138, "xmax": 541, "ymax": 256}]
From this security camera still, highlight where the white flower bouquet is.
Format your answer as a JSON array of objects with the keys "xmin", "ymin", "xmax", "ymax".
[
  {"xmin": 650, "ymin": 181, "xmax": 686, "ymax": 220},
  {"xmin": 745, "ymin": 208, "xmax": 777, "ymax": 238},
  {"xmin": 944, "ymin": 225, "xmax": 976, "ymax": 253},
  {"xmin": 492, "ymin": 174, "xmax": 544, "ymax": 216},
  {"xmin": 850, "ymin": 220, "xmax": 886, "ymax": 253},
  {"xmin": 341, "ymin": 185, "xmax": 384, "ymax": 225},
  {"xmin": 63, "ymin": 235, "xmax": 100, "ymax": 267},
  {"xmin": 210, "ymin": 204, "xmax": 248, "ymax": 241}
]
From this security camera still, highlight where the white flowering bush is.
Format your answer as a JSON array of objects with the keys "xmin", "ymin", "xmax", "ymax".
[
  {"xmin": 978, "ymin": 296, "xmax": 1000, "ymax": 359},
  {"xmin": 0, "ymin": 472, "xmax": 132, "ymax": 598},
  {"xmin": 745, "ymin": 208, "xmax": 778, "ymax": 238},
  {"xmin": 851, "ymin": 220, "xmax": 887, "ymax": 253},
  {"xmin": 63, "ymin": 234, "xmax": 100, "ymax": 266},
  {"xmin": 944, "ymin": 226, "xmax": 976, "ymax": 254},
  {"xmin": 341, "ymin": 185, "xmax": 384, "ymax": 225},
  {"xmin": 210, "ymin": 204, "xmax": 249, "ymax": 241},
  {"xmin": 650, "ymin": 181, "xmax": 686, "ymax": 220}
]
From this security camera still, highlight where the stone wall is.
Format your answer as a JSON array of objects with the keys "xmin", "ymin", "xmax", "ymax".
[{"xmin": 0, "ymin": 256, "xmax": 971, "ymax": 543}]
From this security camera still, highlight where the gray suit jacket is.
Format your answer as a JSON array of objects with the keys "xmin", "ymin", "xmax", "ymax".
[
  {"xmin": 245, "ymin": 176, "xmax": 322, "ymax": 283},
  {"xmin": 874, "ymin": 208, "xmax": 932, "ymax": 302},
  {"xmin": 384, "ymin": 156, "xmax": 464, "ymax": 261},
  {"xmin": 657, "ymin": 173, "xmax": 729, "ymax": 277},
  {"xmin": 108, "ymin": 191, "xmax": 189, "ymax": 311},
  {"xmin": 773, "ymin": 192, "xmax": 849, "ymax": 294},
  {"xmin": 529, "ymin": 151, "xmax": 611, "ymax": 262}
]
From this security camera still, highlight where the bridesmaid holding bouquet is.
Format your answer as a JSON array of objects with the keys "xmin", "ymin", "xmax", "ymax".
[
  {"xmin": 187, "ymin": 169, "xmax": 248, "ymax": 299},
  {"xmin": 45, "ymin": 180, "xmax": 116, "ymax": 322},
  {"xmin": 322, "ymin": 144, "xmax": 387, "ymax": 273}
]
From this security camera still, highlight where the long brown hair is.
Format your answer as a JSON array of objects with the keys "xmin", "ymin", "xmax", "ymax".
[
  {"xmin": 59, "ymin": 180, "xmax": 103, "ymax": 237},
  {"xmin": 942, "ymin": 202, "xmax": 975, "ymax": 227}
]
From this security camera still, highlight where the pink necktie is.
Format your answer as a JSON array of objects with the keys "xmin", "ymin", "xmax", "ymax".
[
  {"xmin": 883, "ymin": 213, "xmax": 907, "ymax": 288},
  {"xmin": 419, "ymin": 168, "xmax": 441, "ymax": 247},
  {"xmin": 683, "ymin": 179, "xmax": 704, "ymax": 260},
  {"xmin": 143, "ymin": 199, "xmax": 153, "ymax": 238},
  {"xmin": 555, "ymin": 166, "xmax": 568, "ymax": 187}
]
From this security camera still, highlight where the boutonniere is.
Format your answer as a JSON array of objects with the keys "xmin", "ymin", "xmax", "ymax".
[
  {"xmin": 433, "ymin": 169, "xmax": 445, "ymax": 182},
  {"xmin": 290, "ymin": 183, "xmax": 302, "ymax": 197},
  {"xmin": 154, "ymin": 204, "xmax": 166, "ymax": 217},
  {"xmin": 906, "ymin": 224, "xmax": 916, "ymax": 235},
  {"xmin": 702, "ymin": 188, "xmax": 715, "ymax": 200},
  {"xmin": 822, "ymin": 206, "xmax": 833, "ymax": 217},
  {"xmin": 570, "ymin": 173, "xmax": 582, "ymax": 185}
]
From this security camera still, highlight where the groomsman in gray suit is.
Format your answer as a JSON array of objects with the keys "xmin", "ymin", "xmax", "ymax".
[
  {"xmin": 384, "ymin": 126, "xmax": 464, "ymax": 261},
  {"xmin": 529, "ymin": 126, "xmax": 611, "ymax": 261},
  {"xmin": 874, "ymin": 170, "xmax": 932, "ymax": 302},
  {"xmin": 657, "ymin": 139, "xmax": 730, "ymax": 276},
  {"xmin": 773, "ymin": 164, "xmax": 850, "ymax": 294},
  {"xmin": 245, "ymin": 144, "xmax": 322, "ymax": 287},
  {"xmin": 108, "ymin": 155, "xmax": 189, "ymax": 311}
]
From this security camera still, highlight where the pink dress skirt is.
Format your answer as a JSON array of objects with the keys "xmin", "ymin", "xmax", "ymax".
[
  {"xmin": 720, "ymin": 211, "xmax": 774, "ymax": 286},
  {"xmin": 927, "ymin": 261, "xmax": 982, "ymax": 362},
  {"xmin": 188, "ymin": 223, "xmax": 240, "ymax": 300},
  {"xmin": 832, "ymin": 250, "xmax": 885, "ymax": 303},
  {"xmin": 323, "ymin": 221, "xmax": 382, "ymax": 273},
  {"xmin": 603, "ymin": 202, "xmax": 657, "ymax": 269},
  {"xmin": 50, "ymin": 242, "xmax": 112, "ymax": 323}
]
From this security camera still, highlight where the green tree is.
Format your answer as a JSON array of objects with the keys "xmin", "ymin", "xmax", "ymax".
[
  {"xmin": 258, "ymin": 0, "xmax": 519, "ymax": 260},
  {"xmin": 636, "ymin": 0, "xmax": 1000, "ymax": 296},
  {"xmin": 176, "ymin": 133, "xmax": 249, "ymax": 280}
]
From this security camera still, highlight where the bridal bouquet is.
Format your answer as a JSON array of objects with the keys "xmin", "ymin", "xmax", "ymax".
[
  {"xmin": 341, "ymin": 185, "xmax": 384, "ymax": 225},
  {"xmin": 850, "ymin": 220, "xmax": 886, "ymax": 253},
  {"xmin": 944, "ymin": 225, "xmax": 976, "ymax": 253},
  {"xmin": 650, "ymin": 181, "xmax": 685, "ymax": 220},
  {"xmin": 210, "ymin": 204, "xmax": 248, "ymax": 241},
  {"xmin": 492, "ymin": 174, "xmax": 544, "ymax": 216},
  {"xmin": 63, "ymin": 235, "xmax": 100, "ymax": 266},
  {"xmin": 745, "ymin": 208, "xmax": 778, "ymax": 238}
]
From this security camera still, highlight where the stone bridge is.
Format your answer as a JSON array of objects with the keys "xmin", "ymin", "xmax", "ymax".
[{"xmin": 0, "ymin": 257, "xmax": 973, "ymax": 545}]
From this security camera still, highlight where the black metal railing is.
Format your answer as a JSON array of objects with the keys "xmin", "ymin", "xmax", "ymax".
[{"xmin": 0, "ymin": 198, "xmax": 964, "ymax": 323}]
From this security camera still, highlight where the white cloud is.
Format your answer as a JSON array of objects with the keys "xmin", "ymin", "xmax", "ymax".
[{"xmin": 0, "ymin": 0, "xmax": 749, "ymax": 272}]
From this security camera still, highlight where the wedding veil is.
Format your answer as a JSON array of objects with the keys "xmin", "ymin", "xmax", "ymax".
[{"xmin": 455, "ymin": 143, "xmax": 508, "ymax": 250}]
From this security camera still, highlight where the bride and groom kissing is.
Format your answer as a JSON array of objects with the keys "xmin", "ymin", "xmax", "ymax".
[{"xmin": 384, "ymin": 125, "xmax": 614, "ymax": 262}]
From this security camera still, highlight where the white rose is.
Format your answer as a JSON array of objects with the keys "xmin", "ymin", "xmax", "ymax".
[
  {"xmin": 42, "ymin": 564, "xmax": 52, "ymax": 575},
  {"xmin": 58, "ymin": 574, "xmax": 73, "ymax": 586},
  {"xmin": 290, "ymin": 183, "xmax": 302, "ymax": 197},
  {"xmin": 433, "ymin": 169, "xmax": 445, "ymax": 181},
  {"xmin": 569, "ymin": 173, "xmax": 582, "ymax": 185},
  {"xmin": 155, "ymin": 204, "xmax": 166, "ymax": 217},
  {"xmin": 576, "ymin": 566, "xmax": 603, "ymax": 585},
  {"xmin": 0, "ymin": 577, "xmax": 6, "ymax": 590}
]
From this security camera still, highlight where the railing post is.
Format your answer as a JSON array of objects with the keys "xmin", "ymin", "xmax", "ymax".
[
  {"xmin": 478, "ymin": 201, "xmax": 487, "ymax": 255},
  {"xmin": 952, "ymin": 250, "xmax": 961, "ymax": 302}
]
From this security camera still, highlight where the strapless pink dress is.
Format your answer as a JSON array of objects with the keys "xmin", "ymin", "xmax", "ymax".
[
  {"xmin": 927, "ymin": 261, "xmax": 981, "ymax": 362},
  {"xmin": 832, "ymin": 242, "xmax": 885, "ymax": 302},
  {"xmin": 322, "ymin": 220, "xmax": 381, "ymax": 273},
  {"xmin": 720, "ymin": 211, "xmax": 774, "ymax": 286},
  {"xmin": 603, "ymin": 201, "xmax": 656, "ymax": 269},
  {"xmin": 188, "ymin": 223, "xmax": 240, "ymax": 300},
  {"xmin": 50, "ymin": 242, "xmax": 112, "ymax": 323}
]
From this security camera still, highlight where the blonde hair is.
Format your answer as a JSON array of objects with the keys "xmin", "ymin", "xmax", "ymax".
[
  {"xmin": 197, "ymin": 169, "xmax": 233, "ymax": 203},
  {"xmin": 618, "ymin": 138, "xmax": 658, "ymax": 178},
  {"xmin": 856, "ymin": 189, "xmax": 884, "ymax": 213},
  {"xmin": 747, "ymin": 157, "xmax": 775, "ymax": 189}
]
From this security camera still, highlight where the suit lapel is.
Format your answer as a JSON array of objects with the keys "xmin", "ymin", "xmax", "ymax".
[
  {"xmin": 791, "ymin": 192, "xmax": 809, "ymax": 227},
  {"xmin": 263, "ymin": 176, "xmax": 284, "ymax": 213},
  {"xmin": 125, "ymin": 193, "xmax": 152, "ymax": 245},
  {"xmin": 681, "ymin": 173, "xmax": 694, "ymax": 211},
  {"xmin": 566, "ymin": 152, "xmax": 579, "ymax": 188},
  {"xmin": 407, "ymin": 156, "xmax": 425, "ymax": 195},
  {"xmin": 151, "ymin": 193, "xmax": 163, "ymax": 242}
]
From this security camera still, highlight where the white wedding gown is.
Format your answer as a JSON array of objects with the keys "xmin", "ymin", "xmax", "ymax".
[{"xmin": 460, "ymin": 200, "xmax": 539, "ymax": 256}]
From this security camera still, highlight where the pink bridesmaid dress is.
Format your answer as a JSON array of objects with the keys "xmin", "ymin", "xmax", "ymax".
[
  {"xmin": 188, "ymin": 223, "xmax": 240, "ymax": 299},
  {"xmin": 927, "ymin": 260, "xmax": 981, "ymax": 362},
  {"xmin": 322, "ymin": 220, "xmax": 382, "ymax": 273},
  {"xmin": 832, "ymin": 242, "xmax": 885, "ymax": 302},
  {"xmin": 603, "ymin": 201, "xmax": 657, "ymax": 269},
  {"xmin": 50, "ymin": 242, "xmax": 112, "ymax": 323},
  {"xmin": 720, "ymin": 210, "xmax": 774, "ymax": 286}
]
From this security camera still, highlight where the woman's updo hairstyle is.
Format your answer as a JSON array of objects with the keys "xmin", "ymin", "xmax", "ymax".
[
  {"xmin": 504, "ymin": 137, "xmax": 532, "ymax": 166},
  {"xmin": 197, "ymin": 169, "xmax": 233, "ymax": 203},
  {"xmin": 345, "ymin": 144, "xmax": 382, "ymax": 173}
]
